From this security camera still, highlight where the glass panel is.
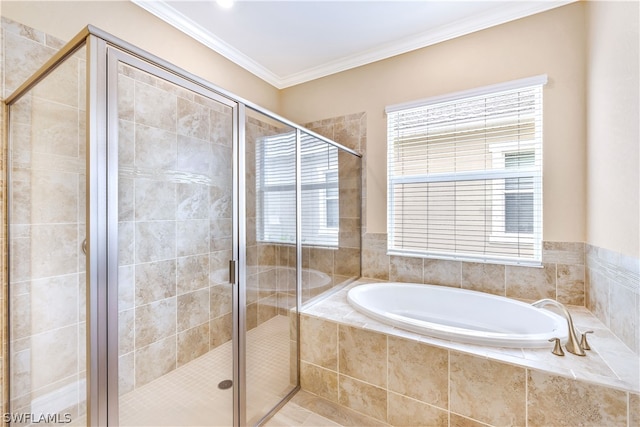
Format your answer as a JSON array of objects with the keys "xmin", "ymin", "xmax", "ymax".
[
  {"xmin": 115, "ymin": 62, "xmax": 234, "ymax": 426},
  {"xmin": 246, "ymin": 108, "xmax": 297, "ymax": 424},
  {"xmin": 8, "ymin": 46, "xmax": 88, "ymax": 425},
  {"xmin": 301, "ymin": 134, "xmax": 362, "ymax": 305}
]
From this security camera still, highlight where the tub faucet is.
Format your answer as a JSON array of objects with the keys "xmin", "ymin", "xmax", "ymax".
[{"xmin": 531, "ymin": 299, "xmax": 586, "ymax": 356}]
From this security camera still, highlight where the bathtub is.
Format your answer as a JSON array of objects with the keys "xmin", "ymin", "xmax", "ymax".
[{"xmin": 347, "ymin": 283, "xmax": 569, "ymax": 348}]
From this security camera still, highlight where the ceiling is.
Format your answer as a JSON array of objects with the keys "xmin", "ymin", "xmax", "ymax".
[{"xmin": 132, "ymin": 0, "xmax": 574, "ymax": 89}]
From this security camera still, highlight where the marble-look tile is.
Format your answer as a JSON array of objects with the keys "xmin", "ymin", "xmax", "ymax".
[
  {"xmin": 339, "ymin": 324, "xmax": 387, "ymax": 388},
  {"xmin": 450, "ymin": 352, "xmax": 526, "ymax": 426},
  {"xmin": 335, "ymin": 247, "xmax": 361, "ymax": 277},
  {"xmin": 30, "ymin": 274, "xmax": 78, "ymax": 334},
  {"xmin": 210, "ymin": 108, "xmax": 233, "ymax": 147},
  {"xmin": 388, "ymin": 336, "xmax": 448, "ymax": 408},
  {"xmin": 177, "ymin": 255, "xmax": 209, "ymax": 294},
  {"xmin": 177, "ymin": 322, "xmax": 209, "ymax": 366},
  {"xmin": 609, "ymin": 283, "xmax": 639, "ymax": 353},
  {"xmin": 135, "ymin": 259, "xmax": 176, "ymax": 305},
  {"xmin": 117, "ymin": 74, "xmax": 135, "ymax": 121},
  {"xmin": 362, "ymin": 234, "xmax": 389, "ymax": 281},
  {"xmin": 118, "ymin": 309, "xmax": 135, "ymax": 356},
  {"xmin": 134, "ymin": 81, "xmax": 177, "ymax": 132},
  {"xmin": 176, "ymin": 183, "xmax": 209, "ymax": 220},
  {"xmin": 527, "ymin": 370, "xmax": 627, "ymax": 426},
  {"xmin": 31, "ymin": 325, "xmax": 78, "ymax": 391},
  {"xmin": 31, "ymin": 98, "xmax": 80, "ymax": 158},
  {"xmin": 210, "ymin": 312, "xmax": 232, "ymax": 348},
  {"xmin": 30, "ymin": 224, "xmax": 78, "ymax": 279},
  {"xmin": 338, "ymin": 375, "xmax": 387, "ymax": 422},
  {"xmin": 118, "ymin": 352, "xmax": 134, "ymax": 395},
  {"xmin": 423, "ymin": 259, "xmax": 461, "ymax": 287},
  {"xmin": 587, "ymin": 268, "xmax": 610, "ymax": 327},
  {"xmin": 210, "ymin": 283, "xmax": 233, "ymax": 318},
  {"xmin": 449, "ymin": 413, "xmax": 491, "ymax": 427},
  {"xmin": 135, "ymin": 179, "xmax": 176, "ymax": 221},
  {"xmin": 135, "ymin": 297, "xmax": 176, "ymax": 348},
  {"xmin": 177, "ymin": 96, "xmax": 210, "ymax": 140},
  {"xmin": 31, "ymin": 169, "xmax": 78, "ymax": 224},
  {"xmin": 134, "ymin": 124, "xmax": 177, "ymax": 171},
  {"xmin": 135, "ymin": 221, "xmax": 176, "ymax": 264},
  {"xmin": 4, "ymin": 31, "xmax": 55, "ymax": 94},
  {"xmin": 505, "ymin": 263, "xmax": 556, "ymax": 300},
  {"xmin": 257, "ymin": 295, "xmax": 278, "ymax": 325},
  {"xmin": 292, "ymin": 390, "xmax": 388, "ymax": 427},
  {"xmin": 387, "ymin": 392, "xmax": 448, "ymax": 427},
  {"xmin": 340, "ymin": 217, "xmax": 361, "ymax": 248},
  {"xmin": 118, "ymin": 221, "xmax": 135, "ymax": 266},
  {"xmin": 557, "ymin": 264, "xmax": 585, "ymax": 305},
  {"xmin": 135, "ymin": 336, "xmax": 176, "ymax": 388},
  {"xmin": 543, "ymin": 241, "xmax": 585, "ymax": 265},
  {"xmin": 177, "ymin": 289, "xmax": 209, "ymax": 332},
  {"xmin": 462, "ymin": 262, "xmax": 506, "ymax": 296},
  {"xmin": 630, "ymin": 393, "xmax": 639, "ymax": 427},
  {"xmin": 118, "ymin": 176, "xmax": 134, "ymax": 222},
  {"xmin": 390, "ymin": 255, "xmax": 423, "ymax": 283},
  {"xmin": 177, "ymin": 134, "xmax": 213, "ymax": 177},
  {"xmin": 177, "ymin": 219, "xmax": 209, "ymax": 257},
  {"xmin": 300, "ymin": 361, "xmax": 338, "ymax": 403},
  {"xmin": 301, "ymin": 315, "xmax": 338, "ymax": 370}
]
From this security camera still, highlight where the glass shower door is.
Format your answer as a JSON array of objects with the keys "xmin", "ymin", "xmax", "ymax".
[
  {"xmin": 245, "ymin": 108, "xmax": 299, "ymax": 425},
  {"xmin": 110, "ymin": 50, "xmax": 237, "ymax": 426}
]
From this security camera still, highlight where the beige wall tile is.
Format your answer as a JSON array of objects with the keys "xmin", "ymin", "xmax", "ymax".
[
  {"xmin": 31, "ymin": 170, "xmax": 79, "ymax": 224},
  {"xmin": 505, "ymin": 263, "xmax": 556, "ymax": 300},
  {"xmin": 609, "ymin": 283, "xmax": 639, "ymax": 353},
  {"xmin": 4, "ymin": 30, "xmax": 55, "ymax": 94},
  {"xmin": 362, "ymin": 234, "xmax": 390, "ymax": 281},
  {"xmin": 134, "ymin": 81, "xmax": 177, "ymax": 132},
  {"xmin": 210, "ymin": 283, "xmax": 233, "ymax": 318},
  {"xmin": 176, "ymin": 183, "xmax": 209, "ymax": 220},
  {"xmin": 118, "ymin": 308, "xmax": 135, "ymax": 356},
  {"xmin": 135, "ymin": 259, "xmax": 177, "ymax": 305},
  {"xmin": 461, "ymin": 263, "xmax": 506, "ymax": 296},
  {"xmin": 135, "ymin": 179, "xmax": 176, "ymax": 221},
  {"xmin": 177, "ymin": 322, "xmax": 210, "ymax": 366},
  {"xmin": 119, "ymin": 352, "xmax": 135, "ymax": 395},
  {"xmin": 423, "ymin": 259, "xmax": 461, "ymax": 287},
  {"xmin": 449, "ymin": 413, "xmax": 491, "ymax": 427},
  {"xmin": 177, "ymin": 135, "xmax": 212, "ymax": 176},
  {"xmin": 33, "ymin": 55, "xmax": 79, "ymax": 107},
  {"xmin": 543, "ymin": 241, "xmax": 585, "ymax": 265},
  {"xmin": 177, "ymin": 219, "xmax": 209, "ymax": 257},
  {"xmin": 134, "ymin": 124, "xmax": 177, "ymax": 170},
  {"xmin": 338, "ymin": 375, "xmax": 387, "ymax": 422},
  {"xmin": 135, "ymin": 297, "xmax": 177, "ymax": 348},
  {"xmin": 30, "ymin": 274, "xmax": 78, "ymax": 334},
  {"xmin": 135, "ymin": 336, "xmax": 176, "ymax": 387},
  {"xmin": 387, "ymin": 392, "xmax": 448, "ymax": 427},
  {"xmin": 300, "ymin": 361, "xmax": 338, "ymax": 403},
  {"xmin": 630, "ymin": 393, "xmax": 639, "ymax": 427},
  {"xmin": 210, "ymin": 312, "xmax": 233, "ymax": 348},
  {"xmin": 388, "ymin": 336, "xmax": 448, "ymax": 408},
  {"xmin": 135, "ymin": 221, "xmax": 176, "ymax": 263},
  {"xmin": 177, "ymin": 96, "xmax": 210, "ymax": 140},
  {"xmin": 587, "ymin": 268, "xmax": 610, "ymax": 327},
  {"xmin": 177, "ymin": 289, "xmax": 210, "ymax": 332},
  {"xmin": 31, "ymin": 325, "xmax": 78, "ymax": 390},
  {"xmin": 177, "ymin": 254, "xmax": 209, "ymax": 294},
  {"xmin": 390, "ymin": 255, "xmax": 423, "ymax": 283},
  {"xmin": 557, "ymin": 263, "xmax": 585, "ymax": 305},
  {"xmin": 300, "ymin": 315, "xmax": 337, "ymax": 370},
  {"xmin": 31, "ymin": 224, "xmax": 78, "ymax": 279},
  {"xmin": 450, "ymin": 352, "xmax": 526, "ymax": 426},
  {"xmin": 339, "ymin": 324, "xmax": 387, "ymax": 388},
  {"xmin": 335, "ymin": 247, "xmax": 361, "ymax": 277},
  {"xmin": 527, "ymin": 370, "xmax": 627, "ymax": 426}
]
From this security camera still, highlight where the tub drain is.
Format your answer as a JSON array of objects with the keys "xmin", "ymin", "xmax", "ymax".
[{"xmin": 218, "ymin": 380, "xmax": 233, "ymax": 390}]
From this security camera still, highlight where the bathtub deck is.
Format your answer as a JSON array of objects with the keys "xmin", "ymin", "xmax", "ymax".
[{"xmin": 301, "ymin": 278, "xmax": 639, "ymax": 394}]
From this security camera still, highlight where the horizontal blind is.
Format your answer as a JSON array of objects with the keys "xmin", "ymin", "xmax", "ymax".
[
  {"xmin": 257, "ymin": 131, "xmax": 339, "ymax": 246},
  {"xmin": 387, "ymin": 78, "xmax": 544, "ymax": 265}
]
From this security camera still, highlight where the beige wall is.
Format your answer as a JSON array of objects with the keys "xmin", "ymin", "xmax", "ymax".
[
  {"xmin": 0, "ymin": 0, "xmax": 280, "ymax": 111},
  {"xmin": 586, "ymin": 1, "xmax": 640, "ymax": 258},
  {"xmin": 280, "ymin": 3, "xmax": 587, "ymax": 241}
]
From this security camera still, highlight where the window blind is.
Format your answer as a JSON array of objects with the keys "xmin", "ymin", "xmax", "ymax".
[
  {"xmin": 257, "ymin": 131, "xmax": 339, "ymax": 246},
  {"xmin": 386, "ymin": 76, "xmax": 545, "ymax": 265}
]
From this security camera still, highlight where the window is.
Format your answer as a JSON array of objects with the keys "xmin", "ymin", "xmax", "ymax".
[
  {"xmin": 386, "ymin": 76, "xmax": 545, "ymax": 265},
  {"xmin": 257, "ymin": 131, "xmax": 339, "ymax": 246}
]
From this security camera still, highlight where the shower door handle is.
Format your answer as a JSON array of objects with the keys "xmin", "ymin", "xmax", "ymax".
[{"xmin": 229, "ymin": 259, "xmax": 237, "ymax": 285}]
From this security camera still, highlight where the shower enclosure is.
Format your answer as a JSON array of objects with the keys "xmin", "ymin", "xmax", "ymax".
[{"xmin": 4, "ymin": 26, "xmax": 361, "ymax": 426}]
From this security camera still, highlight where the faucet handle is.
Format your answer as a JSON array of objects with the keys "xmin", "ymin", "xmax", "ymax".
[
  {"xmin": 548, "ymin": 338, "xmax": 565, "ymax": 356},
  {"xmin": 580, "ymin": 330, "xmax": 594, "ymax": 350}
]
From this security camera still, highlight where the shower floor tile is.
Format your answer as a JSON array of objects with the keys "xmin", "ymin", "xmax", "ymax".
[{"xmin": 117, "ymin": 315, "xmax": 293, "ymax": 427}]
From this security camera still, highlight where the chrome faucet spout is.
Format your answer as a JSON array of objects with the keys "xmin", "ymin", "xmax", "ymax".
[{"xmin": 532, "ymin": 298, "xmax": 586, "ymax": 356}]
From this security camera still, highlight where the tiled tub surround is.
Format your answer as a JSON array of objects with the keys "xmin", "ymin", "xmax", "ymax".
[
  {"xmin": 299, "ymin": 280, "xmax": 639, "ymax": 427},
  {"xmin": 586, "ymin": 244, "xmax": 640, "ymax": 355}
]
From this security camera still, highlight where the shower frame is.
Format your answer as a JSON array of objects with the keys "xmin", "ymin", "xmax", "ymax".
[{"xmin": 4, "ymin": 26, "xmax": 361, "ymax": 426}]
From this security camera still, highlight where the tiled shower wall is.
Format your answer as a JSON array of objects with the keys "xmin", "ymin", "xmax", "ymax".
[
  {"xmin": 2, "ymin": 18, "xmax": 87, "ymax": 419},
  {"xmin": 115, "ymin": 62, "xmax": 235, "ymax": 392}
]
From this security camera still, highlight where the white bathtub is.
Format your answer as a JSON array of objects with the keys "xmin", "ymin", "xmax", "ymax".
[{"xmin": 347, "ymin": 283, "xmax": 569, "ymax": 348}]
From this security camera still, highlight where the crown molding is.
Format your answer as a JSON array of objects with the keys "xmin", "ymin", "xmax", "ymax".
[{"xmin": 133, "ymin": 0, "xmax": 576, "ymax": 90}]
